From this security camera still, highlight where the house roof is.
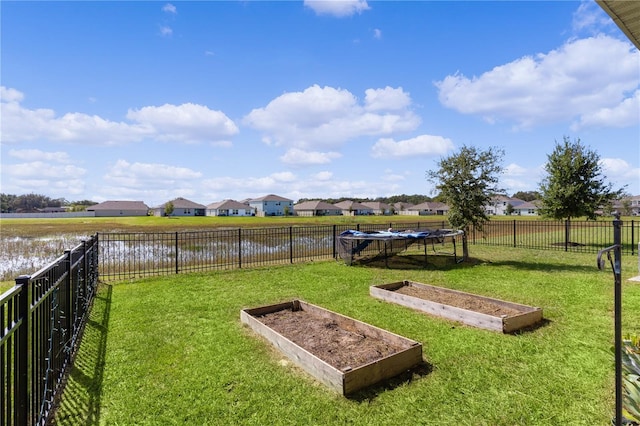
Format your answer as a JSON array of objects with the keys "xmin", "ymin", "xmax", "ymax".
[
  {"xmin": 334, "ymin": 200, "xmax": 373, "ymax": 211},
  {"xmin": 597, "ymin": 0, "xmax": 640, "ymax": 50},
  {"xmin": 512, "ymin": 201, "xmax": 539, "ymax": 210},
  {"xmin": 87, "ymin": 200, "xmax": 149, "ymax": 211},
  {"xmin": 408, "ymin": 201, "xmax": 449, "ymax": 211},
  {"xmin": 248, "ymin": 194, "xmax": 293, "ymax": 202},
  {"xmin": 393, "ymin": 202, "xmax": 414, "ymax": 210},
  {"xmin": 294, "ymin": 200, "xmax": 340, "ymax": 211},
  {"xmin": 490, "ymin": 196, "xmax": 526, "ymax": 206},
  {"xmin": 155, "ymin": 197, "xmax": 205, "ymax": 209},
  {"xmin": 206, "ymin": 199, "xmax": 253, "ymax": 210}
]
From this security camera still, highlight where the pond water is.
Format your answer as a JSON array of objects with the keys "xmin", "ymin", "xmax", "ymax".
[{"xmin": 0, "ymin": 234, "xmax": 88, "ymax": 282}]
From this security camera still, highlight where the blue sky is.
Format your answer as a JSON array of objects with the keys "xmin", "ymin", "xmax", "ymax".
[{"xmin": 1, "ymin": 0, "xmax": 638, "ymax": 207}]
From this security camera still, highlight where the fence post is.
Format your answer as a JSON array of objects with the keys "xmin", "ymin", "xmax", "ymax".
[
  {"xmin": 564, "ymin": 220, "xmax": 570, "ymax": 252},
  {"xmin": 332, "ymin": 225, "xmax": 337, "ymax": 259},
  {"xmin": 238, "ymin": 228, "xmax": 242, "ymax": 269},
  {"xmin": 632, "ymin": 220, "xmax": 635, "ymax": 256},
  {"xmin": 15, "ymin": 274, "xmax": 30, "ymax": 426},
  {"xmin": 65, "ymin": 249, "xmax": 73, "ymax": 352},
  {"xmin": 513, "ymin": 220, "xmax": 517, "ymax": 248},
  {"xmin": 289, "ymin": 227, "xmax": 293, "ymax": 264},
  {"xmin": 175, "ymin": 232, "xmax": 179, "ymax": 274},
  {"xmin": 82, "ymin": 240, "xmax": 88, "ymax": 306}
]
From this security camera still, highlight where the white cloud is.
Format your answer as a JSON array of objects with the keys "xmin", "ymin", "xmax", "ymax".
[
  {"xmin": 572, "ymin": 1, "xmax": 610, "ymax": 34},
  {"xmin": 0, "ymin": 92, "xmax": 148, "ymax": 145},
  {"xmin": 435, "ymin": 35, "xmax": 639, "ymax": 130},
  {"xmin": 600, "ymin": 158, "xmax": 640, "ymax": 191},
  {"xmin": 312, "ymin": 171, "xmax": 333, "ymax": 181},
  {"xmin": 373, "ymin": 28, "xmax": 382, "ymax": 39},
  {"xmin": 243, "ymin": 85, "xmax": 420, "ymax": 150},
  {"xmin": 280, "ymin": 148, "xmax": 342, "ymax": 165},
  {"xmin": 106, "ymin": 159, "xmax": 202, "ymax": 181},
  {"xmin": 162, "ymin": 3, "xmax": 177, "ymax": 14},
  {"xmin": 202, "ymin": 172, "xmax": 297, "ymax": 194},
  {"xmin": 127, "ymin": 103, "xmax": 239, "ymax": 143},
  {"xmin": 160, "ymin": 26, "xmax": 173, "ymax": 37},
  {"xmin": 504, "ymin": 163, "xmax": 528, "ymax": 176},
  {"xmin": 3, "ymin": 161, "xmax": 86, "ymax": 179},
  {"xmin": 364, "ymin": 87, "xmax": 411, "ymax": 111},
  {"xmin": 98, "ymin": 160, "xmax": 203, "ymax": 205},
  {"xmin": 8, "ymin": 149, "xmax": 71, "ymax": 163},
  {"xmin": 304, "ymin": 0, "xmax": 370, "ymax": 17},
  {"xmin": 1, "ymin": 88, "xmax": 238, "ymax": 146},
  {"xmin": 573, "ymin": 89, "xmax": 640, "ymax": 129},
  {"xmin": 1, "ymin": 86, "xmax": 24, "ymax": 103},
  {"xmin": 371, "ymin": 135, "xmax": 454, "ymax": 159}
]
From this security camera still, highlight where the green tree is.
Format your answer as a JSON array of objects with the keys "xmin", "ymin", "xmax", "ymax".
[
  {"xmin": 1, "ymin": 193, "xmax": 18, "ymax": 213},
  {"xmin": 164, "ymin": 201, "xmax": 175, "ymax": 217},
  {"xmin": 538, "ymin": 137, "xmax": 625, "ymax": 221},
  {"xmin": 505, "ymin": 203, "xmax": 515, "ymax": 216},
  {"xmin": 427, "ymin": 145, "xmax": 505, "ymax": 259},
  {"xmin": 512, "ymin": 191, "xmax": 541, "ymax": 202}
]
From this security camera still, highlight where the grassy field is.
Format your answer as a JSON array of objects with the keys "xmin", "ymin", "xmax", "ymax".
[
  {"xmin": 52, "ymin": 245, "xmax": 640, "ymax": 425},
  {"xmin": 0, "ymin": 215, "xmax": 421, "ymax": 238},
  {"xmin": 1, "ymin": 213, "xmax": 632, "ymax": 238}
]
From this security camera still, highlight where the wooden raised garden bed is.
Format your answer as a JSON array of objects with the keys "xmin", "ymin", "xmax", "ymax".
[
  {"xmin": 240, "ymin": 300, "xmax": 423, "ymax": 395},
  {"xmin": 370, "ymin": 280, "xmax": 543, "ymax": 333}
]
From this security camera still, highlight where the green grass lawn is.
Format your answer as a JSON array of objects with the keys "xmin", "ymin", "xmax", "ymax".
[{"xmin": 52, "ymin": 246, "xmax": 640, "ymax": 425}]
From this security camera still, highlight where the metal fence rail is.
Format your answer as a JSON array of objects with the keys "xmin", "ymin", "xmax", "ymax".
[
  {"xmin": 97, "ymin": 219, "xmax": 637, "ymax": 282},
  {"xmin": 1, "ymin": 235, "xmax": 99, "ymax": 425},
  {"xmin": 470, "ymin": 219, "xmax": 638, "ymax": 254},
  {"xmin": 97, "ymin": 221, "xmax": 449, "ymax": 281}
]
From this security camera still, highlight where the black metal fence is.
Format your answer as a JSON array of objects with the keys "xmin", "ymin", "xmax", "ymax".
[
  {"xmin": 1, "ymin": 235, "xmax": 99, "ymax": 426},
  {"xmin": 97, "ymin": 219, "xmax": 638, "ymax": 282},
  {"xmin": 1, "ymin": 219, "xmax": 638, "ymax": 424}
]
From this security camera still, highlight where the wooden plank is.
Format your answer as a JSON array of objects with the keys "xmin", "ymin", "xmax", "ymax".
[{"xmin": 371, "ymin": 281, "xmax": 543, "ymax": 333}]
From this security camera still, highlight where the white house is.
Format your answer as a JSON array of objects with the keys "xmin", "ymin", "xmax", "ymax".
[
  {"xmin": 87, "ymin": 200, "xmax": 149, "ymax": 217},
  {"xmin": 293, "ymin": 200, "xmax": 342, "ymax": 217},
  {"xmin": 247, "ymin": 194, "xmax": 294, "ymax": 217},
  {"xmin": 206, "ymin": 200, "xmax": 254, "ymax": 217},
  {"xmin": 152, "ymin": 197, "xmax": 206, "ymax": 217},
  {"xmin": 511, "ymin": 201, "xmax": 540, "ymax": 216}
]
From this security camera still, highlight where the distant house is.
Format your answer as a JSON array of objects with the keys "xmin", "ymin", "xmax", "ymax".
[
  {"xmin": 247, "ymin": 194, "xmax": 294, "ymax": 217},
  {"xmin": 87, "ymin": 200, "xmax": 149, "ymax": 217},
  {"xmin": 206, "ymin": 200, "xmax": 254, "ymax": 217},
  {"xmin": 405, "ymin": 202, "xmax": 449, "ymax": 216},
  {"xmin": 393, "ymin": 202, "xmax": 414, "ymax": 215},
  {"xmin": 334, "ymin": 200, "xmax": 374, "ymax": 216},
  {"xmin": 511, "ymin": 201, "xmax": 540, "ymax": 216},
  {"xmin": 152, "ymin": 197, "xmax": 206, "ymax": 217},
  {"xmin": 613, "ymin": 195, "xmax": 640, "ymax": 216},
  {"xmin": 485, "ymin": 196, "xmax": 527, "ymax": 216},
  {"xmin": 293, "ymin": 200, "xmax": 342, "ymax": 217},
  {"xmin": 361, "ymin": 201, "xmax": 392, "ymax": 215}
]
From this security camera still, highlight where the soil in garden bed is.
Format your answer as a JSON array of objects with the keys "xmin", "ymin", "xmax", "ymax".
[
  {"xmin": 256, "ymin": 308, "xmax": 405, "ymax": 371},
  {"xmin": 393, "ymin": 284, "xmax": 523, "ymax": 317}
]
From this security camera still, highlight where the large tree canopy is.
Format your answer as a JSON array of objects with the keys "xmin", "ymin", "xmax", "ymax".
[
  {"xmin": 538, "ymin": 137, "xmax": 625, "ymax": 221},
  {"xmin": 426, "ymin": 145, "xmax": 504, "ymax": 258}
]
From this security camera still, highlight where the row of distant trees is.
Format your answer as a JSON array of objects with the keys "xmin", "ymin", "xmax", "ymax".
[{"xmin": 0, "ymin": 193, "xmax": 95, "ymax": 213}]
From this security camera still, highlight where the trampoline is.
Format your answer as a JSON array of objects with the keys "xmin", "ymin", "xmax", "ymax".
[{"xmin": 337, "ymin": 228, "xmax": 465, "ymax": 267}]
